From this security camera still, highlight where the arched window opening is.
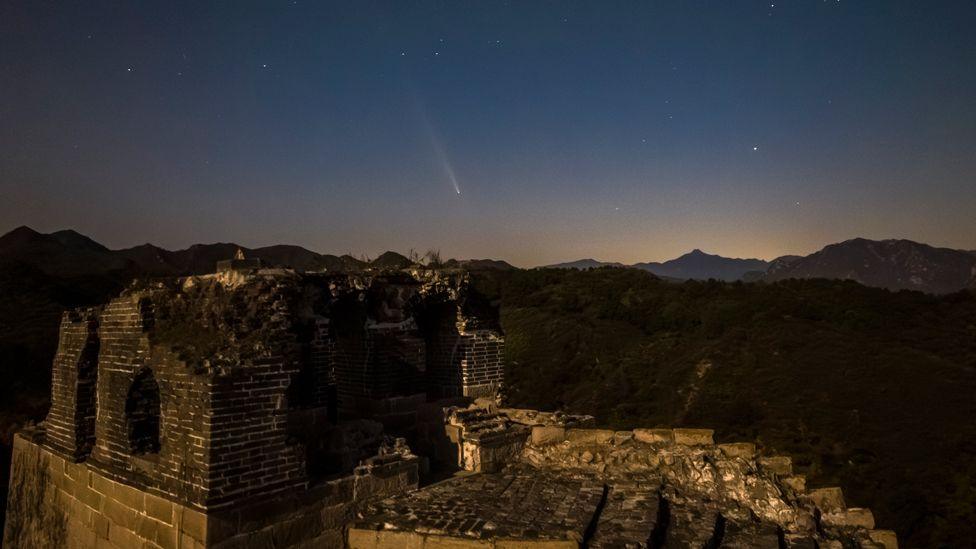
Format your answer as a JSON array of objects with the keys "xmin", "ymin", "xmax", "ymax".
[{"xmin": 125, "ymin": 369, "xmax": 161, "ymax": 455}]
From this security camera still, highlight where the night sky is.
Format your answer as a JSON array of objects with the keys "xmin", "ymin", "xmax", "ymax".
[{"xmin": 2, "ymin": 1, "xmax": 975, "ymax": 266}]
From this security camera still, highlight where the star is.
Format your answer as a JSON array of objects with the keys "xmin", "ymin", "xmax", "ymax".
[
  {"xmin": 753, "ymin": 146, "xmax": 759, "ymax": 151},
  {"xmin": 126, "ymin": 68, "xmax": 132, "ymax": 72},
  {"xmin": 262, "ymin": 64, "xmax": 268, "ymax": 68}
]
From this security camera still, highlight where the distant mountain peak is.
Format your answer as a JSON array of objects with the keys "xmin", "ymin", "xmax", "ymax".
[
  {"xmin": 5, "ymin": 225, "xmax": 40, "ymax": 237},
  {"xmin": 764, "ymin": 237, "xmax": 976, "ymax": 294}
]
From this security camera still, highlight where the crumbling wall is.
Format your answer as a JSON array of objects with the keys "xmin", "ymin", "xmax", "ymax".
[{"xmin": 515, "ymin": 419, "xmax": 898, "ymax": 548}]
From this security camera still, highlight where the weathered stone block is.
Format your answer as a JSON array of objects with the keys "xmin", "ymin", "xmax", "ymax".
[
  {"xmin": 823, "ymin": 507, "xmax": 875, "ymax": 529},
  {"xmin": 145, "ymin": 494, "xmax": 174, "ymax": 525},
  {"xmin": 759, "ymin": 456, "xmax": 792, "ymax": 475},
  {"xmin": 424, "ymin": 534, "xmax": 493, "ymax": 547},
  {"xmin": 565, "ymin": 428, "xmax": 615, "ymax": 445},
  {"xmin": 531, "ymin": 425, "xmax": 566, "ymax": 445},
  {"xmin": 496, "ymin": 540, "xmax": 578, "ymax": 548},
  {"xmin": 180, "ymin": 508, "xmax": 208, "ymax": 543},
  {"xmin": 781, "ymin": 475, "xmax": 807, "ymax": 493},
  {"xmin": 612, "ymin": 431, "xmax": 634, "ymax": 445},
  {"xmin": 672, "ymin": 428, "xmax": 713, "ymax": 446},
  {"xmin": 868, "ymin": 529, "xmax": 898, "ymax": 549},
  {"xmin": 92, "ymin": 514, "xmax": 110, "ymax": 539},
  {"xmin": 106, "ymin": 521, "xmax": 141, "ymax": 548},
  {"xmin": 102, "ymin": 498, "xmax": 139, "ymax": 532},
  {"xmin": 347, "ymin": 528, "xmax": 374, "ymax": 548},
  {"xmin": 808, "ymin": 487, "xmax": 846, "ymax": 513},
  {"xmin": 633, "ymin": 428, "xmax": 673, "ymax": 444},
  {"xmin": 718, "ymin": 442, "xmax": 756, "ymax": 459}
]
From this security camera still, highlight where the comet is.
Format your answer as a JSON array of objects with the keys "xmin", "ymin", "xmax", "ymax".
[{"xmin": 415, "ymin": 95, "xmax": 462, "ymax": 197}]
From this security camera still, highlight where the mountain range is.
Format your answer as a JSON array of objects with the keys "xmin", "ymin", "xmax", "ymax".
[
  {"xmin": 0, "ymin": 226, "xmax": 514, "ymax": 277},
  {"xmin": 546, "ymin": 239, "xmax": 976, "ymax": 294},
  {"xmin": 1, "ymin": 226, "xmax": 974, "ymax": 294}
]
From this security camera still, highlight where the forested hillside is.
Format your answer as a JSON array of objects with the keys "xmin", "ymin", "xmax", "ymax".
[{"xmin": 473, "ymin": 268, "xmax": 976, "ymax": 548}]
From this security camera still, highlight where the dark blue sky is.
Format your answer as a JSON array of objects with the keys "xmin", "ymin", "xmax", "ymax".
[{"xmin": 2, "ymin": 1, "xmax": 974, "ymax": 265}]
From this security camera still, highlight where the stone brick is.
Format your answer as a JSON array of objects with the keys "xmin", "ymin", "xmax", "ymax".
[
  {"xmin": 868, "ymin": 529, "xmax": 898, "ymax": 549},
  {"xmin": 808, "ymin": 487, "xmax": 846, "ymax": 513},
  {"xmin": 179, "ymin": 508, "xmax": 208, "ymax": 543},
  {"xmin": 759, "ymin": 455, "xmax": 792, "ymax": 475},
  {"xmin": 633, "ymin": 428, "xmax": 673, "ymax": 444},
  {"xmin": 672, "ymin": 428, "xmax": 713, "ymax": 446},
  {"xmin": 496, "ymin": 541, "xmax": 578, "ymax": 549},
  {"xmin": 531, "ymin": 425, "xmax": 566, "ymax": 445},
  {"xmin": 612, "ymin": 431, "xmax": 634, "ymax": 445},
  {"xmin": 347, "ymin": 528, "xmax": 379, "ymax": 548},
  {"xmin": 103, "ymin": 498, "xmax": 139, "ymax": 532},
  {"xmin": 565, "ymin": 428, "xmax": 615, "ymax": 444},
  {"xmin": 424, "ymin": 534, "xmax": 493, "ymax": 548},
  {"xmin": 107, "ymin": 521, "xmax": 142, "ymax": 548},
  {"xmin": 822, "ymin": 507, "xmax": 875, "ymax": 529},
  {"xmin": 92, "ymin": 514, "xmax": 111, "ymax": 539},
  {"xmin": 718, "ymin": 442, "xmax": 756, "ymax": 459},
  {"xmin": 144, "ymin": 494, "xmax": 174, "ymax": 525},
  {"xmin": 781, "ymin": 475, "xmax": 807, "ymax": 493}
]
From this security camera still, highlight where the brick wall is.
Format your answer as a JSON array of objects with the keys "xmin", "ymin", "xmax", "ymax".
[
  {"xmin": 89, "ymin": 294, "xmax": 215, "ymax": 505},
  {"xmin": 45, "ymin": 308, "xmax": 100, "ymax": 460},
  {"xmin": 333, "ymin": 320, "xmax": 427, "ymax": 417},
  {"xmin": 458, "ymin": 332, "xmax": 504, "ymax": 398},
  {"xmin": 85, "ymin": 290, "xmax": 307, "ymax": 509}
]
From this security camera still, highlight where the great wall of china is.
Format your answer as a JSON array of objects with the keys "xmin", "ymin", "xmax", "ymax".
[{"xmin": 3, "ymin": 255, "xmax": 897, "ymax": 548}]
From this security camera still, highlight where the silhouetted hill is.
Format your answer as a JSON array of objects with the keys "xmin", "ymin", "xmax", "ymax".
[
  {"xmin": 0, "ymin": 226, "xmax": 134, "ymax": 276},
  {"xmin": 545, "ymin": 259, "xmax": 626, "ymax": 270},
  {"xmin": 457, "ymin": 259, "xmax": 517, "ymax": 271},
  {"xmin": 469, "ymin": 267, "xmax": 976, "ymax": 548},
  {"xmin": 546, "ymin": 251, "xmax": 767, "ymax": 281},
  {"xmin": 763, "ymin": 238, "xmax": 976, "ymax": 294},
  {"xmin": 634, "ymin": 249, "xmax": 769, "ymax": 281},
  {"xmin": 371, "ymin": 251, "xmax": 412, "ymax": 270}
]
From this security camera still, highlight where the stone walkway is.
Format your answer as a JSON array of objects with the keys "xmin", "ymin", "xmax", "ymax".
[{"xmin": 354, "ymin": 470, "xmax": 603, "ymax": 543}]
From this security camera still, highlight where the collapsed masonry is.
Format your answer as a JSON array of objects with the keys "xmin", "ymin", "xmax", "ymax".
[
  {"xmin": 3, "ymin": 254, "xmax": 897, "ymax": 548},
  {"xmin": 3, "ymin": 260, "xmax": 504, "ymax": 548},
  {"xmin": 352, "ymin": 406, "xmax": 899, "ymax": 548}
]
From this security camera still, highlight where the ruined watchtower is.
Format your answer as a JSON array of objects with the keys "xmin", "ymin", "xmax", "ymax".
[{"xmin": 4, "ymin": 262, "xmax": 504, "ymax": 548}]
